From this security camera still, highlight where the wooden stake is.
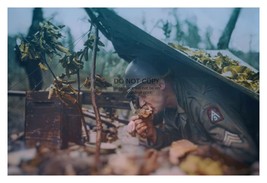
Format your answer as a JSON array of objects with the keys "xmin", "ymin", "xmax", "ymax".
[{"xmin": 90, "ymin": 26, "xmax": 102, "ymax": 172}]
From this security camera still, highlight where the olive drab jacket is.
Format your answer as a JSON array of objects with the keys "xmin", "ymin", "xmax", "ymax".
[{"xmin": 149, "ymin": 76, "xmax": 259, "ymax": 164}]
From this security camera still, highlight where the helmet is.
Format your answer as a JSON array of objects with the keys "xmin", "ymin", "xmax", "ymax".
[{"xmin": 124, "ymin": 56, "xmax": 170, "ymax": 98}]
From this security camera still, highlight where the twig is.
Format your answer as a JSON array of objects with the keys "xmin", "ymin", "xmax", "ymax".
[
  {"xmin": 90, "ymin": 25, "xmax": 102, "ymax": 172},
  {"xmin": 42, "ymin": 54, "xmax": 58, "ymax": 82},
  {"xmin": 82, "ymin": 108, "xmax": 128, "ymax": 127},
  {"xmin": 76, "ymin": 103, "xmax": 90, "ymax": 142},
  {"xmin": 77, "ymin": 70, "xmax": 81, "ymax": 103}
]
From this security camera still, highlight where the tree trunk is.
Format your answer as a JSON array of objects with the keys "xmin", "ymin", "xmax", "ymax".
[
  {"xmin": 217, "ymin": 8, "xmax": 241, "ymax": 49},
  {"xmin": 21, "ymin": 8, "xmax": 44, "ymax": 90}
]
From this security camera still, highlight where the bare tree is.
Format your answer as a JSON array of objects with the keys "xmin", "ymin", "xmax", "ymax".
[
  {"xmin": 204, "ymin": 26, "xmax": 215, "ymax": 50},
  {"xmin": 184, "ymin": 19, "xmax": 201, "ymax": 48},
  {"xmin": 15, "ymin": 8, "xmax": 44, "ymax": 90},
  {"xmin": 217, "ymin": 8, "xmax": 241, "ymax": 49}
]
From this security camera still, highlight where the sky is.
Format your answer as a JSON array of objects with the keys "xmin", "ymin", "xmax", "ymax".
[
  {"xmin": 8, "ymin": 8, "xmax": 259, "ymax": 53},
  {"xmin": 115, "ymin": 8, "xmax": 259, "ymax": 52}
]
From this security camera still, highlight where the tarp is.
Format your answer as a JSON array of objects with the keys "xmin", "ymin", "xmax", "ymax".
[{"xmin": 85, "ymin": 8, "xmax": 259, "ymax": 101}]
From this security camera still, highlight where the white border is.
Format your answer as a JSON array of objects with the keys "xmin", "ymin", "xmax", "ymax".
[
  {"xmin": 2, "ymin": 0, "xmax": 263, "ymax": 8},
  {"xmin": 2, "ymin": 0, "xmax": 266, "ymax": 181}
]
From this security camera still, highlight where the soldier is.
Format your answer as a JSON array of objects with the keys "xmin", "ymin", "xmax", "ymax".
[{"xmin": 125, "ymin": 56, "xmax": 258, "ymax": 164}]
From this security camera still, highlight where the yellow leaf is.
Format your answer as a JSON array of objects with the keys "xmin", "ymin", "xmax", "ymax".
[
  {"xmin": 19, "ymin": 42, "xmax": 29, "ymax": 60},
  {"xmin": 38, "ymin": 63, "xmax": 48, "ymax": 71}
]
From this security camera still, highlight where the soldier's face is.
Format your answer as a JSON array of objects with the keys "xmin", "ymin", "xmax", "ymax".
[{"xmin": 135, "ymin": 80, "xmax": 166, "ymax": 113}]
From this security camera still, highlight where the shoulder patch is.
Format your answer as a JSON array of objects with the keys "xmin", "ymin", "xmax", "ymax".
[{"xmin": 207, "ymin": 106, "xmax": 224, "ymax": 123}]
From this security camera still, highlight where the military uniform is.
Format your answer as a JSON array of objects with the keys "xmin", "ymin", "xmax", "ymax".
[
  {"xmin": 124, "ymin": 57, "xmax": 258, "ymax": 164},
  {"xmin": 149, "ymin": 76, "xmax": 258, "ymax": 164}
]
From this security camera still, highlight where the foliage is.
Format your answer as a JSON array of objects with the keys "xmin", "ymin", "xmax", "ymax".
[
  {"xmin": 169, "ymin": 43, "xmax": 259, "ymax": 93},
  {"xmin": 15, "ymin": 20, "xmax": 110, "ymax": 87}
]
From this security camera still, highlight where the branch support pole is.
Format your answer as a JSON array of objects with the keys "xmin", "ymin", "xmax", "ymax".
[{"xmin": 90, "ymin": 25, "xmax": 102, "ymax": 173}]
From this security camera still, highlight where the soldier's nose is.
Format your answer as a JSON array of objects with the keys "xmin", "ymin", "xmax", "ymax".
[{"xmin": 139, "ymin": 97, "xmax": 146, "ymax": 107}]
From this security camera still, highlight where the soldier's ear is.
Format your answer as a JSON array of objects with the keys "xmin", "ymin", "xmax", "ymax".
[{"xmin": 158, "ymin": 79, "xmax": 166, "ymax": 90}]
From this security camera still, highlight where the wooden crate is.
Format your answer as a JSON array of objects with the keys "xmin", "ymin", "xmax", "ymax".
[{"xmin": 25, "ymin": 91, "xmax": 82, "ymax": 149}]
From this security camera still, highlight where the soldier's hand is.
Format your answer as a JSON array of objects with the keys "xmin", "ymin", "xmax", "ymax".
[
  {"xmin": 128, "ymin": 115, "xmax": 157, "ymax": 143},
  {"xmin": 127, "ymin": 115, "xmax": 139, "ymax": 136}
]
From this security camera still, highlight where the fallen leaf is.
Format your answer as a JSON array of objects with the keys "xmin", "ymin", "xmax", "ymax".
[{"xmin": 169, "ymin": 139, "xmax": 198, "ymax": 165}]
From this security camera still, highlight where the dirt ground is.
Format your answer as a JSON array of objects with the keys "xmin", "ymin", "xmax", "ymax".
[{"xmin": 7, "ymin": 95, "xmax": 259, "ymax": 175}]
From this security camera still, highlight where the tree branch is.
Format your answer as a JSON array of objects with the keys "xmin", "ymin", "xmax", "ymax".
[{"xmin": 90, "ymin": 25, "xmax": 102, "ymax": 173}]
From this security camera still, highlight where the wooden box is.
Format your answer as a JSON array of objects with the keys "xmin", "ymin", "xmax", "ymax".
[{"xmin": 25, "ymin": 91, "xmax": 82, "ymax": 149}]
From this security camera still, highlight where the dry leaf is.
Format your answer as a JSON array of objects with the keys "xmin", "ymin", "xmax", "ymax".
[
  {"xmin": 140, "ymin": 149, "xmax": 159, "ymax": 174},
  {"xmin": 179, "ymin": 155, "xmax": 223, "ymax": 175},
  {"xmin": 107, "ymin": 154, "xmax": 140, "ymax": 175},
  {"xmin": 169, "ymin": 139, "xmax": 198, "ymax": 165}
]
